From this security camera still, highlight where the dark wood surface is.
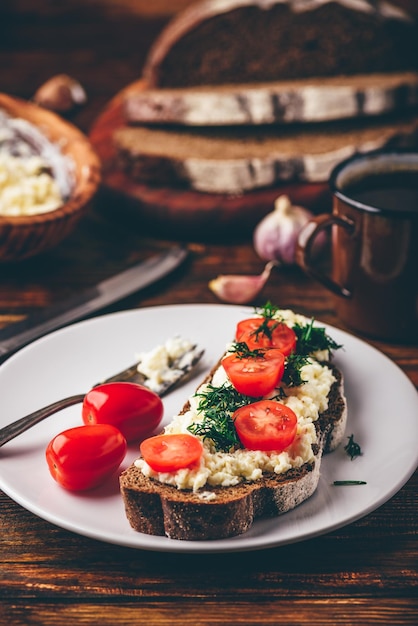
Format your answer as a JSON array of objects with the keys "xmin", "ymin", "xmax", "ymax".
[{"xmin": 1, "ymin": 3, "xmax": 417, "ymax": 625}]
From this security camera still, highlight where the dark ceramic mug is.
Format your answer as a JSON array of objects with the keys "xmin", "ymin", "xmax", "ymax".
[{"xmin": 296, "ymin": 150, "xmax": 418, "ymax": 342}]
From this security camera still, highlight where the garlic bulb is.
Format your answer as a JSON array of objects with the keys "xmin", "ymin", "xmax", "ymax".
[
  {"xmin": 209, "ymin": 261, "xmax": 277, "ymax": 304},
  {"xmin": 253, "ymin": 195, "xmax": 319, "ymax": 265},
  {"xmin": 33, "ymin": 74, "xmax": 87, "ymax": 113}
]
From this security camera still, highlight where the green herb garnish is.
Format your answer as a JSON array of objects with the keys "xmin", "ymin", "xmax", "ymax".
[
  {"xmin": 344, "ymin": 434, "xmax": 363, "ymax": 461},
  {"xmin": 333, "ymin": 480, "xmax": 367, "ymax": 486},
  {"xmin": 282, "ymin": 353, "xmax": 310, "ymax": 387},
  {"xmin": 187, "ymin": 383, "xmax": 254, "ymax": 452},
  {"xmin": 254, "ymin": 301, "xmax": 280, "ymax": 320},
  {"xmin": 250, "ymin": 301, "xmax": 281, "ymax": 341},
  {"xmin": 293, "ymin": 318, "xmax": 342, "ymax": 356},
  {"xmin": 228, "ymin": 342, "xmax": 266, "ymax": 359}
]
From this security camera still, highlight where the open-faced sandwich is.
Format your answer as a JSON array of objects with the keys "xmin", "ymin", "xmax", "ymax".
[{"xmin": 120, "ymin": 303, "xmax": 346, "ymax": 540}]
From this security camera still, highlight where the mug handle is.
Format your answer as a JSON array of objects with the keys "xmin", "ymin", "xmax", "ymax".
[{"xmin": 296, "ymin": 213, "xmax": 355, "ymax": 298}]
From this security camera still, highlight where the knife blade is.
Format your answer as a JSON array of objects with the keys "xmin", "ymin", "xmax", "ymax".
[{"xmin": 0, "ymin": 246, "xmax": 188, "ymax": 361}]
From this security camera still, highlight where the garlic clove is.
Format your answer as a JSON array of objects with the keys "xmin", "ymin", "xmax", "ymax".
[
  {"xmin": 253, "ymin": 194, "xmax": 317, "ymax": 265},
  {"xmin": 209, "ymin": 261, "xmax": 277, "ymax": 304},
  {"xmin": 33, "ymin": 74, "xmax": 87, "ymax": 113}
]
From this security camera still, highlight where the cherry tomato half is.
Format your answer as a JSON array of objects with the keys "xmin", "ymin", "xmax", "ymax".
[
  {"xmin": 235, "ymin": 318, "xmax": 297, "ymax": 356},
  {"xmin": 233, "ymin": 400, "xmax": 298, "ymax": 452},
  {"xmin": 222, "ymin": 349, "xmax": 285, "ymax": 397},
  {"xmin": 140, "ymin": 433, "xmax": 203, "ymax": 473},
  {"xmin": 46, "ymin": 424, "xmax": 127, "ymax": 491},
  {"xmin": 82, "ymin": 382, "xmax": 163, "ymax": 443}
]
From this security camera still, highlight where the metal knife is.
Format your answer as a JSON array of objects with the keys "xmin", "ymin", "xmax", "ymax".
[{"xmin": 0, "ymin": 246, "xmax": 188, "ymax": 361}]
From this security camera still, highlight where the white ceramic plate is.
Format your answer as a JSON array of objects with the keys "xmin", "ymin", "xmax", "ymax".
[{"xmin": 0, "ymin": 304, "xmax": 417, "ymax": 554}]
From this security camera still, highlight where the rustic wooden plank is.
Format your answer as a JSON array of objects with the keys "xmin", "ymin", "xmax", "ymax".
[
  {"xmin": 1, "ymin": 473, "xmax": 417, "ymax": 597},
  {"xmin": 1, "ymin": 599, "xmax": 418, "ymax": 626}
]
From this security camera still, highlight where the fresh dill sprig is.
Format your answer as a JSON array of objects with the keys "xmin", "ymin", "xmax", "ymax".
[
  {"xmin": 250, "ymin": 301, "xmax": 281, "ymax": 341},
  {"xmin": 254, "ymin": 301, "xmax": 280, "ymax": 320},
  {"xmin": 228, "ymin": 342, "xmax": 266, "ymax": 359},
  {"xmin": 344, "ymin": 434, "xmax": 363, "ymax": 461},
  {"xmin": 293, "ymin": 318, "xmax": 342, "ymax": 356},
  {"xmin": 282, "ymin": 353, "xmax": 310, "ymax": 387},
  {"xmin": 187, "ymin": 383, "xmax": 254, "ymax": 452}
]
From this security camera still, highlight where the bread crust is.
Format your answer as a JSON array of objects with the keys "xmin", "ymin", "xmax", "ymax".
[
  {"xmin": 141, "ymin": 0, "xmax": 416, "ymax": 88},
  {"xmin": 120, "ymin": 362, "xmax": 347, "ymax": 540}
]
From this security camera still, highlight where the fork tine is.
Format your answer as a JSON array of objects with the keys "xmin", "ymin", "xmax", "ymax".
[{"xmin": 95, "ymin": 364, "xmax": 147, "ymax": 388}]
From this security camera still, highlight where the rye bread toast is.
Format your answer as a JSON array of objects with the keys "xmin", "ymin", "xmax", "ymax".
[
  {"xmin": 120, "ymin": 313, "xmax": 347, "ymax": 541},
  {"xmin": 120, "ymin": 363, "xmax": 345, "ymax": 540},
  {"xmin": 120, "ymin": 445, "xmax": 322, "ymax": 540}
]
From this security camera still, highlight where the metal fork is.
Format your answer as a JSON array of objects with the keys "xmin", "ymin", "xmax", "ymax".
[{"xmin": 0, "ymin": 341, "xmax": 204, "ymax": 447}]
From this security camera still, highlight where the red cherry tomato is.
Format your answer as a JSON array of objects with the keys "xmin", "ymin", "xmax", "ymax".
[
  {"xmin": 235, "ymin": 318, "xmax": 297, "ymax": 356},
  {"xmin": 140, "ymin": 433, "xmax": 203, "ymax": 473},
  {"xmin": 233, "ymin": 400, "xmax": 298, "ymax": 452},
  {"xmin": 82, "ymin": 382, "xmax": 163, "ymax": 443},
  {"xmin": 222, "ymin": 349, "xmax": 285, "ymax": 397},
  {"xmin": 46, "ymin": 424, "xmax": 127, "ymax": 491}
]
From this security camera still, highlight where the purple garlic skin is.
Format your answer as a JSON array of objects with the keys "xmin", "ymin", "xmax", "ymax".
[
  {"xmin": 209, "ymin": 261, "xmax": 276, "ymax": 304},
  {"xmin": 253, "ymin": 195, "xmax": 321, "ymax": 265}
]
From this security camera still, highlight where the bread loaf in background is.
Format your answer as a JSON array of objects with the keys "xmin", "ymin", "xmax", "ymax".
[
  {"xmin": 142, "ymin": 0, "xmax": 418, "ymax": 88},
  {"xmin": 114, "ymin": 114, "xmax": 418, "ymax": 193},
  {"xmin": 113, "ymin": 0, "xmax": 418, "ymax": 197},
  {"xmin": 124, "ymin": 72, "xmax": 418, "ymax": 126}
]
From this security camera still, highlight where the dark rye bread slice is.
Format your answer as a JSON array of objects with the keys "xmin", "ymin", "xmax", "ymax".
[
  {"xmin": 113, "ymin": 114, "xmax": 418, "ymax": 194},
  {"xmin": 119, "ymin": 449, "xmax": 322, "ymax": 540},
  {"xmin": 123, "ymin": 72, "xmax": 418, "ymax": 126},
  {"xmin": 142, "ymin": 0, "xmax": 417, "ymax": 88},
  {"xmin": 119, "ymin": 364, "xmax": 347, "ymax": 540}
]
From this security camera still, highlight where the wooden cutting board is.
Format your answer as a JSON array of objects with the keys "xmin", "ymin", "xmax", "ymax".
[{"xmin": 89, "ymin": 80, "xmax": 331, "ymax": 241}]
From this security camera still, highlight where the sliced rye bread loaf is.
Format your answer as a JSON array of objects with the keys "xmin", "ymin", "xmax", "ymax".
[
  {"xmin": 142, "ymin": 0, "xmax": 418, "ymax": 88},
  {"xmin": 120, "ymin": 361, "xmax": 347, "ymax": 541},
  {"xmin": 123, "ymin": 72, "xmax": 418, "ymax": 126},
  {"xmin": 113, "ymin": 114, "xmax": 418, "ymax": 194}
]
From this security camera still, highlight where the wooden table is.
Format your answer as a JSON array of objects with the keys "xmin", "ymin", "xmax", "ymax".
[{"xmin": 1, "ymin": 4, "xmax": 417, "ymax": 625}]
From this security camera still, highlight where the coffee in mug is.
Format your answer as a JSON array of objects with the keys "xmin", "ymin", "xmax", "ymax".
[{"xmin": 296, "ymin": 149, "xmax": 418, "ymax": 342}]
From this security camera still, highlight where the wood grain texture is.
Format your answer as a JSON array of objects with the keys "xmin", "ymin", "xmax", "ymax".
[{"xmin": 2, "ymin": 600, "xmax": 418, "ymax": 626}]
